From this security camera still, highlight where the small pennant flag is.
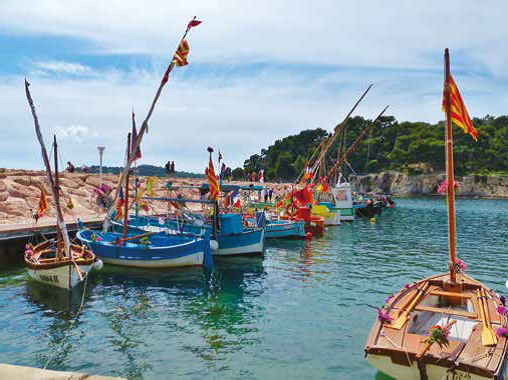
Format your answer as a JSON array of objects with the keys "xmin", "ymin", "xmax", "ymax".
[
  {"xmin": 231, "ymin": 188, "xmax": 241, "ymax": 208},
  {"xmin": 188, "ymin": 19, "xmax": 202, "ymax": 29},
  {"xmin": 205, "ymin": 155, "xmax": 220, "ymax": 201},
  {"xmin": 173, "ymin": 40, "xmax": 190, "ymax": 67},
  {"xmin": 147, "ymin": 177, "xmax": 157, "ymax": 196},
  {"xmin": 442, "ymin": 75, "xmax": 478, "ymax": 141},
  {"xmin": 38, "ymin": 187, "xmax": 49, "ymax": 216}
]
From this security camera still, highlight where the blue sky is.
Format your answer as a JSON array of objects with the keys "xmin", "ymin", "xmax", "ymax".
[{"xmin": 1, "ymin": 0, "xmax": 507, "ymax": 172}]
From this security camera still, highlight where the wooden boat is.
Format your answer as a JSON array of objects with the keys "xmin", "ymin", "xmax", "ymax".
[
  {"xmin": 330, "ymin": 182, "xmax": 356, "ymax": 221},
  {"xmin": 364, "ymin": 49, "xmax": 508, "ymax": 379},
  {"xmin": 76, "ymin": 229, "xmax": 212, "ymax": 268},
  {"xmin": 25, "ymin": 240, "xmax": 96, "ymax": 289},
  {"xmin": 24, "ymin": 81, "xmax": 99, "ymax": 290},
  {"xmin": 365, "ymin": 273, "xmax": 508, "ymax": 379}
]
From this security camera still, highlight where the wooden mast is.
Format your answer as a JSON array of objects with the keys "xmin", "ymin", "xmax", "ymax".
[
  {"xmin": 25, "ymin": 80, "xmax": 72, "ymax": 259},
  {"xmin": 325, "ymin": 106, "xmax": 389, "ymax": 181},
  {"xmin": 123, "ymin": 133, "xmax": 131, "ymax": 240},
  {"xmin": 53, "ymin": 135, "xmax": 63, "ymax": 261},
  {"xmin": 295, "ymin": 84, "xmax": 373, "ymax": 184},
  {"xmin": 102, "ymin": 17, "xmax": 200, "ymax": 233},
  {"xmin": 444, "ymin": 48, "xmax": 457, "ymax": 283}
]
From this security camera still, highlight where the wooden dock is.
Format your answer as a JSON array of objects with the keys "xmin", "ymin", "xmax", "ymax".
[
  {"xmin": 0, "ymin": 216, "xmax": 104, "ymax": 263},
  {"xmin": 0, "ymin": 215, "xmax": 104, "ymax": 241},
  {"xmin": 0, "ymin": 363, "xmax": 126, "ymax": 379}
]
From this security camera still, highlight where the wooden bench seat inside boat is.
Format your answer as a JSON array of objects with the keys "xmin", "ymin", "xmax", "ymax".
[{"xmin": 414, "ymin": 305, "xmax": 477, "ymax": 318}]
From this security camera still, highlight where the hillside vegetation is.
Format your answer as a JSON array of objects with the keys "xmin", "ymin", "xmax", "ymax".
[{"xmin": 237, "ymin": 115, "xmax": 508, "ymax": 181}]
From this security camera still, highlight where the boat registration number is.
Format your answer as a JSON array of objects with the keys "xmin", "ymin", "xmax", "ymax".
[
  {"xmin": 39, "ymin": 275, "xmax": 59, "ymax": 284},
  {"xmin": 445, "ymin": 373, "xmax": 472, "ymax": 380}
]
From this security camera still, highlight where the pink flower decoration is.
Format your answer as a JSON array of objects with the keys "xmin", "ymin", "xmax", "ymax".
[
  {"xmin": 118, "ymin": 241, "xmax": 123, "ymax": 247},
  {"xmin": 97, "ymin": 237, "xmax": 103, "ymax": 242},
  {"xmin": 385, "ymin": 295, "xmax": 394, "ymax": 304},
  {"xmin": 497, "ymin": 327, "xmax": 508, "ymax": 337},
  {"xmin": 377, "ymin": 308, "xmax": 393, "ymax": 323},
  {"xmin": 404, "ymin": 283, "xmax": 411, "ymax": 289},
  {"xmin": 438, "ymin": 180, "xmax": 461, "ymax": 195},
  {"xmin": 455, "ymin": 258, "xmax": 467, "ymax": 272},
  {"xmin": 497, "ymin": 306, "xmax": 508, "ymax": 316}
]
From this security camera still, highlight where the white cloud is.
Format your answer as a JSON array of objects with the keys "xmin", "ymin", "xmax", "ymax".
[
  {"xmin": 34, "ymin": 61, "xmax": 95, "ymax": 76},
  {"xmin": 0, "ymin": 0, "xmax": 507, "ymax": 74},
  {"xmin": 0, "ymin": 1, "xmax": 507, "ymax": 172},
  {"xmin": 55, "ymin": 124, "xmax": 96, "ymax": 142}
]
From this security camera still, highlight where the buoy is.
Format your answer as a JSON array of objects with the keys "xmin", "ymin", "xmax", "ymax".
[
  {"xmin": 505, "ymin": 280, "xmax": 508, "ymax": 290},
  {"xmin": 370, "ymin": 217, "xmax": 376, "ymax": 223},
  {"xmin": 306, "ymin": 232, "xmax": 313, "ymax": 239},
  {"xmin": 92, "ymin": 259, "xmax": 104, "ymax": 271},
  {"xmin": 158, "ymin": 218, "xmax": 164, "ymax": 225},
  {"xmin": 210, "ymin": 240, "xmax": 219, "ymax": 251}
]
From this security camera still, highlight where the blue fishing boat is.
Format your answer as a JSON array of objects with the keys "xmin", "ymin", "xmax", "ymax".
[
  {"xmin": 76, "ymin": 227, "xmax": 214, "ymax": 269},
  {"xmin": 124, "ymin": 212, "xmax": 265, "ymax": 256},
  {"xmin": 246, "ymin": 217, "xmax": 305, "ymax": 239}
]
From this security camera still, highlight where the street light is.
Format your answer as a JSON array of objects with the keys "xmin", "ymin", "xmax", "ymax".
[{"xmin": 97, "ymin": 146, "xmax": 105, "ymax": 187}]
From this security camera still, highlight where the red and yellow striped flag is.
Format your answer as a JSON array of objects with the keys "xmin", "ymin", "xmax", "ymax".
[
  {"xmin": 205, "ymin": 156, "xmax": 220, "ymax": 201},
  {"xmin": 173, "ymin": 40, "xmax": 190, "ymax": 67},
  {"xmin": 442, "ymin": 75, "xmax": 478, "ymax": 141},
  {"xmin": 38, "ymin": 187, "xmax": 49, "ymax": 216}
]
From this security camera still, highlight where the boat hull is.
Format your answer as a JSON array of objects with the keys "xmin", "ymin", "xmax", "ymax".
[
  {"xmin": 77, "ymin": 230, "xmax": 206, "ymax": 268},
  {"xmin": 216, "ymin": 228, "xmax": 264, "ymax": 255},
  {"xmin": 265, "ymin": 220, "xmax": 306, "ymax": 239},
  {"xmin": 27, "ymin": 264, "xmax": 93, "ymax": 290},
  {"xmin": 366, "ymin": 353, "xmax": 505, "ymax": 380}
]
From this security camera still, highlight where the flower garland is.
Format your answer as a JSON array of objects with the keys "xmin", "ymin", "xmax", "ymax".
[{"xmin": 437, "ymin": 179, "xmax": 461, "ymax": 195}]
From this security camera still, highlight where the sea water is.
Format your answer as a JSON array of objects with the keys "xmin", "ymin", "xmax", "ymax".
[{"xmin": 0, "ymin": 197, "xmax": 507, "ymax": 379}]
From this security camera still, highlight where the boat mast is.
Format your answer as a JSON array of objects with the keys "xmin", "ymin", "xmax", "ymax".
[
  {"xmin": 123, "ymin": 133, "xmax": 131, "ymax": 240},
  {"xmin": 25, "ymin": 80, "xmax": 72, "ymax": 259},
  {"xmin": 102, "ymin": 18, "xmax": 200, "ymax": 233},
  {"xmin": 444, "ymin": 48, "xmax": 457, "ymax": 283},
  {"xmin": 53, "ymin": 135, "xmax": 63, "ymax": 261}
]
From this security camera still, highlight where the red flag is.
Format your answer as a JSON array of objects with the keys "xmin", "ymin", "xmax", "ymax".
[{"xmin": 188, "ymin": 19, "xmax": 202, "ymax": 28}]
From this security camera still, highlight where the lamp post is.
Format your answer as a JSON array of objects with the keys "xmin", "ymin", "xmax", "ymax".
[{"xmin": 97, "ymin": 146, "xmax": 105, "ymax": 187}]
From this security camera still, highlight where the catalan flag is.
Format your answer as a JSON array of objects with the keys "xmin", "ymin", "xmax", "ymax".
[
  {"xmin": 173, "ymin": 40, "xmax": 190, "ymax": 67},
  {"xmin": 205, "ymin": 156, "xmax": 220, "ymax": 201},
  {"xmin": 442, "ymin": 75, "xmax": 478, "ymax": 141},
  {"xmin": 38, "ymin": 187, "xmax": 49, "ymax": 216}
]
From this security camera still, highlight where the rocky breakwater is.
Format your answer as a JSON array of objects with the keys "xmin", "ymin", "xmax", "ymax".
[
  {"xmin": 0, "ymin": 169, "xmax": 207, "ymax": 225},
  {"xmin": 354, "ymin": 171, "xmax": 508, "ymax": 197}
]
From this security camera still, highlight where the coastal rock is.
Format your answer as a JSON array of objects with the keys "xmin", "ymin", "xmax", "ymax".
[{"xmin": 13, "ymin": 176, "xmax": 31, "ymax": 187}]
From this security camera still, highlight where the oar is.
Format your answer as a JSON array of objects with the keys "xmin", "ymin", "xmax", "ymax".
[
  {"xmin": 479, "ymin": 288, "xmax": 497, "ymax": 346},
  {"xmin": 392, "ymin": 282, "xmax": 426, "ymax": 319},
  {"xmin": 391, "ymin": 282, "xmax": 430, "ymax": 330}
]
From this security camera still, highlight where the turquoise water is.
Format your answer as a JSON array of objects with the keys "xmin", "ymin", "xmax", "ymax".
[{"xmin": 1, "ymin": 198, "xmax": 507, "ymax": 379}]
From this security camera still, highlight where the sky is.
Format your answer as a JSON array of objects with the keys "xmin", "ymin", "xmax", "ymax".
[{"xmin": 1, "ymin": 0, "xmax": 507, "ymax": 173}]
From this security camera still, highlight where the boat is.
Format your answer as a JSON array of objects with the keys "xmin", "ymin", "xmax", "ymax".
[
  {"xmin": 246, "ymin": 215, "xmax": 306, "ymax": 239},
  {"xmin": 25, "ymin": 240, "xmax": 97, "ymax": 289},
  {"xmin": 311, "ymin": 204, "xmax": 341, "ymax": 226},
  {"xmin": 123, "ymin": 213, "xmax": 265, "ymax": 256},
  {"xmin": 76, "ymin": 229, "xmax": 211, "ymax": 268},
  {"xmin": 364, "ymin": 49, "xmax": 508, "ymax": 379},
  {"xmin": 24, "ymin": 81, "xmax": 100, "ymax": 289},
  {"xmin": 330, "ymin": 182, "xmax": 356, "ymax": 221}
]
